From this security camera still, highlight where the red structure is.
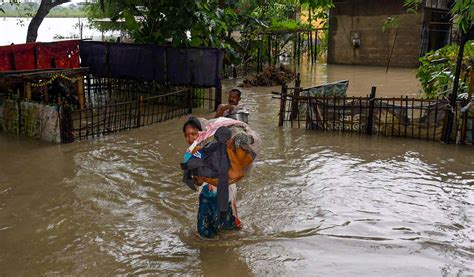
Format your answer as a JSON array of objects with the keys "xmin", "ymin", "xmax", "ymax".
[{"xmin": 0, "ymin": 40, "xmax": 80, "ymax": 71}]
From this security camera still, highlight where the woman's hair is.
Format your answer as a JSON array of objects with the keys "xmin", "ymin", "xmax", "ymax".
[{"xmin": 182, "ymin": 116, "xmax": 203, "ymax": 133}]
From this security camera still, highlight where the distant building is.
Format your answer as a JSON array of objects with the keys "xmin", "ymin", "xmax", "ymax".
[{"xmin": 327, "ymin": 0, "xmax": 453, "ymax": 67}]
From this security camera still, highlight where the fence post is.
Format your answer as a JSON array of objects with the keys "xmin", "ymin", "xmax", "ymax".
[
  {"xmin": 278, "ymin": 83, "xmax": 288, "ymax": 126},
  {"xmin": 214, "ymin": 82, "xmax": 222, "ymax": 111},
  {"xmin": 24, "ymin": 81, "xmax": 32, "ymax": 101},
  {"xmin": 289, "ymin": 73, "xmax": 301, "ymax": 124},
  {"xmin": 295, "ymin": 72, "xmax": 301, "ymax": 88},
  {"xmin": 59, "ymin": 100, "xmax": 74, "ymax": 143},
  {"xmin": 367, "ymin": 86, "xmax": 376, "ymax": 135},
  {"xmin": 77, "ymin": 76, "xmax": 85, "ymax": 109},
  {"xmin": 137, "ymin": 95, "xmax": 143, "ymax": 128}
]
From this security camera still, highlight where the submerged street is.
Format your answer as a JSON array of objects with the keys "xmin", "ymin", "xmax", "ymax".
[{"xmin": 0, "ymin": 65, "xmax": 473, "ymax": 275}]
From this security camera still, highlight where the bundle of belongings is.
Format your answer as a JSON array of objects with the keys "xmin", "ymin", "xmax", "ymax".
[{"xmin": 180, "ymin": 117, "xmax": 260, "ymax": 212}]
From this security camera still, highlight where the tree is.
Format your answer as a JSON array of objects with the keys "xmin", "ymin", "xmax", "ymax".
[
  {"xmin": 26, "ymin": 0, "xmax": 70, "ymax": 43},
  {"xmin": 87, "ymin": 0, "xmax": 335, "ymax": 65}
]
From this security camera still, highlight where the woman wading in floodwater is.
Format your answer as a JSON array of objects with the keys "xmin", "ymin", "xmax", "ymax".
[{"xmin": 181, "ymin": 116, "xmax": 258, "ymax": 238}]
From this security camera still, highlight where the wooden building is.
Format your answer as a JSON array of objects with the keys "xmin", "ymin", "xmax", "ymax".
[{"xmin": 327, "ymin": 0, "xmax": 453, "ymax": 67}]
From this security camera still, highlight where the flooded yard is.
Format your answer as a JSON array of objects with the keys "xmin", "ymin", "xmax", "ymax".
[{"xmin": 0, "ymin": 65, "xmax": 472, "ymax": 275}]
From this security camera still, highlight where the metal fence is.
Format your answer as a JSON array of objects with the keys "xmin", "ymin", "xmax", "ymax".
[
  {"xmin": 83, "ymin": 75, "xmax": 217, "ymax": 109},
  {"xmin": 61, "ymin": 75, "xmax": 218, "ymax": 142},
  {"xmin": 275, "ymin": 85, "xmax": 473, "ymax": 144}
]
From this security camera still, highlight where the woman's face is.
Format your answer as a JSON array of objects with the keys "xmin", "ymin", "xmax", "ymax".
[{"xmin": 184, "ymin": 125, "xmax": 199, "ymax": 145}]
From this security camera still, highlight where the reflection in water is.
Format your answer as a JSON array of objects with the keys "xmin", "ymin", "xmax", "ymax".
[{"xmin": 0, "ymin": 65, "xmax": 473, "ymax": 275}]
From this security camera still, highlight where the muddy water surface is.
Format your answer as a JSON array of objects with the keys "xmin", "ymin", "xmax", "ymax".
[{"xmin": 0, "ymin": 65, "xmax": 473, "ymax": 276}]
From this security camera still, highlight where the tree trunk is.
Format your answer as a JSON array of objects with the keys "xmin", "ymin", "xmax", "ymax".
[{"xmin": 26, "ymin": 0, "xmax": 70, "ymax": 43}]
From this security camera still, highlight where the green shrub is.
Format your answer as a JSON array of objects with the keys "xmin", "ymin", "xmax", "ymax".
[{"xmin": 417, "ymin": 42, "xmax": 474, "ymax": 98}]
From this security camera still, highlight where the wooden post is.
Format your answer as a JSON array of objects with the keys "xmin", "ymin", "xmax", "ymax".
[
  {"xmin": 77, "ymin": 76, "xmax": 85, "ymax": 109},
  {"xmin": 59, "ymin": 99, "xmax": 74, "ymax": 143},
  {"xmin": 24, "ymin": 81, "xmax": 32, "ymax": 100},
  {"xmin": 278, "ymin": 83, "xmax": 288, "ymax": 126},
  {"xmin": 367, "ymin": 86, "xmax": 376, "ymax": 135},
  {"xmin": 295, "ymin": 72, "xmax": 301, "ymax": 88},
  {"xmin": 215, "ymin": 82, "xmax": 222, "ymax": 112},
  {"xmin": 290, "ymin": 73, "xmax": 302, "ymax": 127}
]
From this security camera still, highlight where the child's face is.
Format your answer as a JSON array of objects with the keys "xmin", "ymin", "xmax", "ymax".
[{"xmin": 184, "ymin": 125, "xmax": 199, "ymax": 145}]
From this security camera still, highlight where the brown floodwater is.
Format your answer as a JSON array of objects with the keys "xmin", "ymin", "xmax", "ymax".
[
  {"xmin": 297, "ymin": 63, "xmax": 422, "ymax": 97},
  {"xmin": 0, "ymin": 65, "xmax": 473, "ymax": 276}
]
